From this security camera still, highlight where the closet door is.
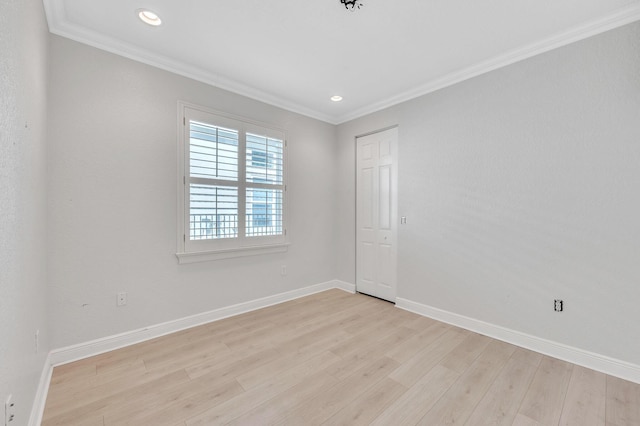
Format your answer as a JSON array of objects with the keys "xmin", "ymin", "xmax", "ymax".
[{"xmin": 356, "ymin": 127, "xmax": 398, "ymax": 302}]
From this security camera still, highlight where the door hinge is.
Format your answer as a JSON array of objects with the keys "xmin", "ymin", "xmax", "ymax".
[
  {"xmin": 183, "ymin": 234, "xmax": 186, "ymax": 242},
  {"xmin": 183, "ymin": 117, "xmax": 186, "ymax": 126},
  {"xmin": 183, "ymin": 176, "xmax": 186, "ymax": 185},
  {"xmin": 284, "ymin": 229, "xmax": 287, "ymax": 236}
]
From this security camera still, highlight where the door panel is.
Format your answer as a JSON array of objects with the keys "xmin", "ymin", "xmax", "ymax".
[
  {"xmin": 379, "ymin": 165, "xmax": 391, "ymax": 230},
  {"xmin": 356, "ymin": 127, "xmax": 398, "ymax": 302},
  {"xmin": 361, "ymin": 167, "xmax": 374, "ymax": 229},
  {"xmin": 359, "ymin": 241, "xmax": 375, "ymax": 295}
]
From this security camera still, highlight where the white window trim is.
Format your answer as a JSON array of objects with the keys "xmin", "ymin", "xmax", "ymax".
[{"xmin": 176, "ymin": 101, "xmax": 289, "ymax": 264}]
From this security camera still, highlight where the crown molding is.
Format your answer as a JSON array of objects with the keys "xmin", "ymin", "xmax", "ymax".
[
  {"xmin": 43, "ymin": 0, "xmax": 640, "ymax": 126},
  {"xmin": 42, "ymin": 0, "xmax": 339, "ymax": 124},
  {"xmin": 336, "ymin": 3, "xmax": 640, "ymax": 124}
]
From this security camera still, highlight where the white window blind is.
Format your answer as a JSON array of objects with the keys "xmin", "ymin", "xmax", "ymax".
[
  {"xmin": 177, "ymin": 103, "xmax": 288, "ymax": 263},
  {"xmin": 245, "ymin": 132, "xmax": 284, "ymax": 238}
]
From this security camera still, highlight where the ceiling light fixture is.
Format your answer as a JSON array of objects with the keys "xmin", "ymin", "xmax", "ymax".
[
  {"xmin": 340, "ymin": 0, "xmax": 363, "ymax": 11},
  {"xmin": 137, "ymin": 9, "xmax": 162, "ymax": 26},
  {"xmin": 331, "ymin": 95, "xmax": 343, "ymax": 102}
]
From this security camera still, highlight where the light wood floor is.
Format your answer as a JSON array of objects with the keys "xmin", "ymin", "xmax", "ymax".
[{"xmin": 42, "ymin": 289, "xmax": 640, "ymax": 426}]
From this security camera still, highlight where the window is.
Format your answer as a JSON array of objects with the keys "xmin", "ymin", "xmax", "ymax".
[{"xmin": 177, "ymin": 103, "xmax": 288, "ymax": 263}]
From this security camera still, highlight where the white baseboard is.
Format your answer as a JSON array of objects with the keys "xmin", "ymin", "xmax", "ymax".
[
  {"xmin": 396, "ymin": 297, "xmax": 640, "ymax": 385},
  {"xmin": 28, "ymin": 354, "xmax": 52, "ymax": 426},
  {"xmin": 333, "ymin": 279, "xmax": 356, "ymax": 294},
  {"xmin": 49, "ymin": 280, "xmax": 354, "ymax": 367},
  {"xmin": 29, "ymin": 280, "xmax": 354, "ymax": 424}
]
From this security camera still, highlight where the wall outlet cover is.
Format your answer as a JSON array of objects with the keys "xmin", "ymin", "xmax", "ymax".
[{"xmin": 5, "ymin": 394, "xmax": 15, "ymax": 425}]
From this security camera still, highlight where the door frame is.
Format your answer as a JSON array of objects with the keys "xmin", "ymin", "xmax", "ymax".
[{"xmin": 355, "ymin": 125, "xmax": 399, "ymax": 302}]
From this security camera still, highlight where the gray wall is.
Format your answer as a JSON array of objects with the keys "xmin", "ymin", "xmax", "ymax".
[
  {"xmin": 338, "ymin": 21, "xmax": 640, "ymax": 365},
  {"xmin": 0, "ymin": 0, "xmax": 50, "ymax": 422},
  {"xmin": 47, "ymin": 36, "xmax": 338, "ymax": 348}
]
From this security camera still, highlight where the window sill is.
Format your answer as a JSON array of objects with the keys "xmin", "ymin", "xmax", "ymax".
[{"xmin": 176, "ymin": 243, "xmax": 289, "ymax": 264}]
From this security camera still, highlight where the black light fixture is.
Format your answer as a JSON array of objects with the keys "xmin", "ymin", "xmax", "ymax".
[{"xmin": 340, "ymin": 0, "xmax": 363, "ymax": 11}]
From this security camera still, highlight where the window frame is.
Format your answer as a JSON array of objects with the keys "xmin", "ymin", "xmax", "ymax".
[{"xmin": 176, "ymin": 102, "xmax": 289, "ymax": 264}]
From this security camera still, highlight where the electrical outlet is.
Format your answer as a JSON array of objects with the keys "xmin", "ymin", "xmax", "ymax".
[
  {"xmin": 280, "ymin": 265, "xmax": 287, "ymax": 276},
  {"xmin": 5, "ymin": 394, "xmax": 15, "ymax": 425},
  {"xmin": 117, "ymin": 292, "xmax": 127, "ymax": 307},
  {"xmin": 554, "ymin": 299, "xmax": 564, "ymax": 312}
]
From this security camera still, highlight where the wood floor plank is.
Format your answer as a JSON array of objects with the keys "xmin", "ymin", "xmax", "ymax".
[
  {"xmin": 384, "ymin": 321, "xmax": 450, "ymax": 363},
  {"xmin": 416, "ymin": 339, "xmax": 516, "ymax": 425},
  {"xmin": 180, "ymin": 377, "xmax": 294, "ymax": 426},
  {"xmin": 320, "ymin": 377, "xmax": 407, "ymax": 426},
  {"xmin": 77, "ymin": 322, "xmax": 239, "ymax": 380},
  {"xmin": 322, "ymin": 323, "xmax": 414, "ymax": 383},
  {"xmin": 606, "ymin": 375, "xmax": 640, "ymax": 426},
  {"xmin": 327, "ymin": 331, "xmax": 375, "ymax": 359},
  {"xmin": 341, "ymin": 304, "xmax": 406, "ymax": 335},
  {"xmin": 277, "ymin": 325, "xmax": 353, "ymax": 358},
  {"xmin": 42, "ymin": 290, "xmax": 640, "ymax": 426},
  {"xmin": 324, "ymin": 340, "xmax": 387, "ymax": 381},
  {"xmin": 440, "ymin": 331, "xmax": 492, "ymax": 374},
  {"xmin": 41, "ymin": 412, "xmax": 104, "ymax": 426},
  {"xmin": 389, "ymin": 327, "xmax": 469, "ymax": 388},
  {"xmin": 277, "ymin": 312, "xmax": 366, "ymax": 347},
  {"xmin": 159, "ymin": 339, "xmax": 260, "ymax": 381},
  {"xmin": 48, "ymin": 362, "xmax": 96, "ymax": 388},
  {"xmin": 370, "ymin": 365, "xmax": 460, "ymax": 426},
  {"xmin": 270, "ymin": 292, "xmax": 374, "ymax": 332},
  {"xmin": 185, "ymin": 351, "xmax": 341, "ymax": 425},
  {"xmin": 94, "ymin": 356, "xmax": 146, "ymax": 379},
  {"xmin": 185, "ymin": 347, "xmax": 280, "ymax": 380},
  {"xmin": 403, "ymin": 313, "xmax": 438, "ymax": 331},
  {"xmin": 115, "ymin": 376, "xmax": 243, "ymax": 426},
  {"xmin": 236, "ymin": 349, "xmax": 340, "ymax": 393},
  {"xmin": 516, "ymin": 355, "xmax": 574, "ymax": 425},
  {"xmin": 43, "ymin": 370, "xmax": 190, "ymax": 425},
  {"xmin": 512, "ymin": 413, "xmax": 543, "ymax": 426},
  {"xmin": 466, "ymin": 347, "xmax": 541, "ymax": 426},
  {"xmin": 44, "ymin": 364, "xmax": 171, "ymax": 415},
  {"xmin": 142, "ymin": 340, "xmax": 232, "ymax": 374},
  {"xmin": 227, "ymin": 372, "xmax": 340, "ymax": 426},
  {"xmin": 327, "ymin": 325, "xmax": 414, "ymax": 374},
  {"xmin": 221, "ymin": 322, "xmax": 290, "ymax": 352},
  {"xmin": 559, "ymin": 365, "xmax": 606, "ymax": 426},
  {"xmin": 334, "ymin": 321, "xmax": 415, "ymax": 358},
  {"xmin": 234, "ymin": 349, "xmax": 318, "ymax": 390},
  {"xmin": 276, "ymin": 356, "xmax": 400, "ymax": 425}
]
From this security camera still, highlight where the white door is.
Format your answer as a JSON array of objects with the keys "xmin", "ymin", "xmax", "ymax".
[{"xmin": 356, "ymin": 127, "xmax": 398, "ymax": 302}]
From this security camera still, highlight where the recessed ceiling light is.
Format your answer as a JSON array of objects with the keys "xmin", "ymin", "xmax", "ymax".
[
  {"xmin": 137, "ymin": 9, "xmax": 162, "ymax": 26},
  {"xmin": 331, "ymin": 95, "xmax": 343, "ymax": 102}
]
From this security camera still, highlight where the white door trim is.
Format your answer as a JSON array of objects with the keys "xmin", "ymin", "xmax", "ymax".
[{"xmin": 356, "ymin": 126, "xmax": 398, "ymax": 302}]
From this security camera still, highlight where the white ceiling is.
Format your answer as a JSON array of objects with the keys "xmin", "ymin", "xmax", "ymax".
[{"xmin": 43, "ymin": 0, "xmax": 640, "ymax": 124}]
